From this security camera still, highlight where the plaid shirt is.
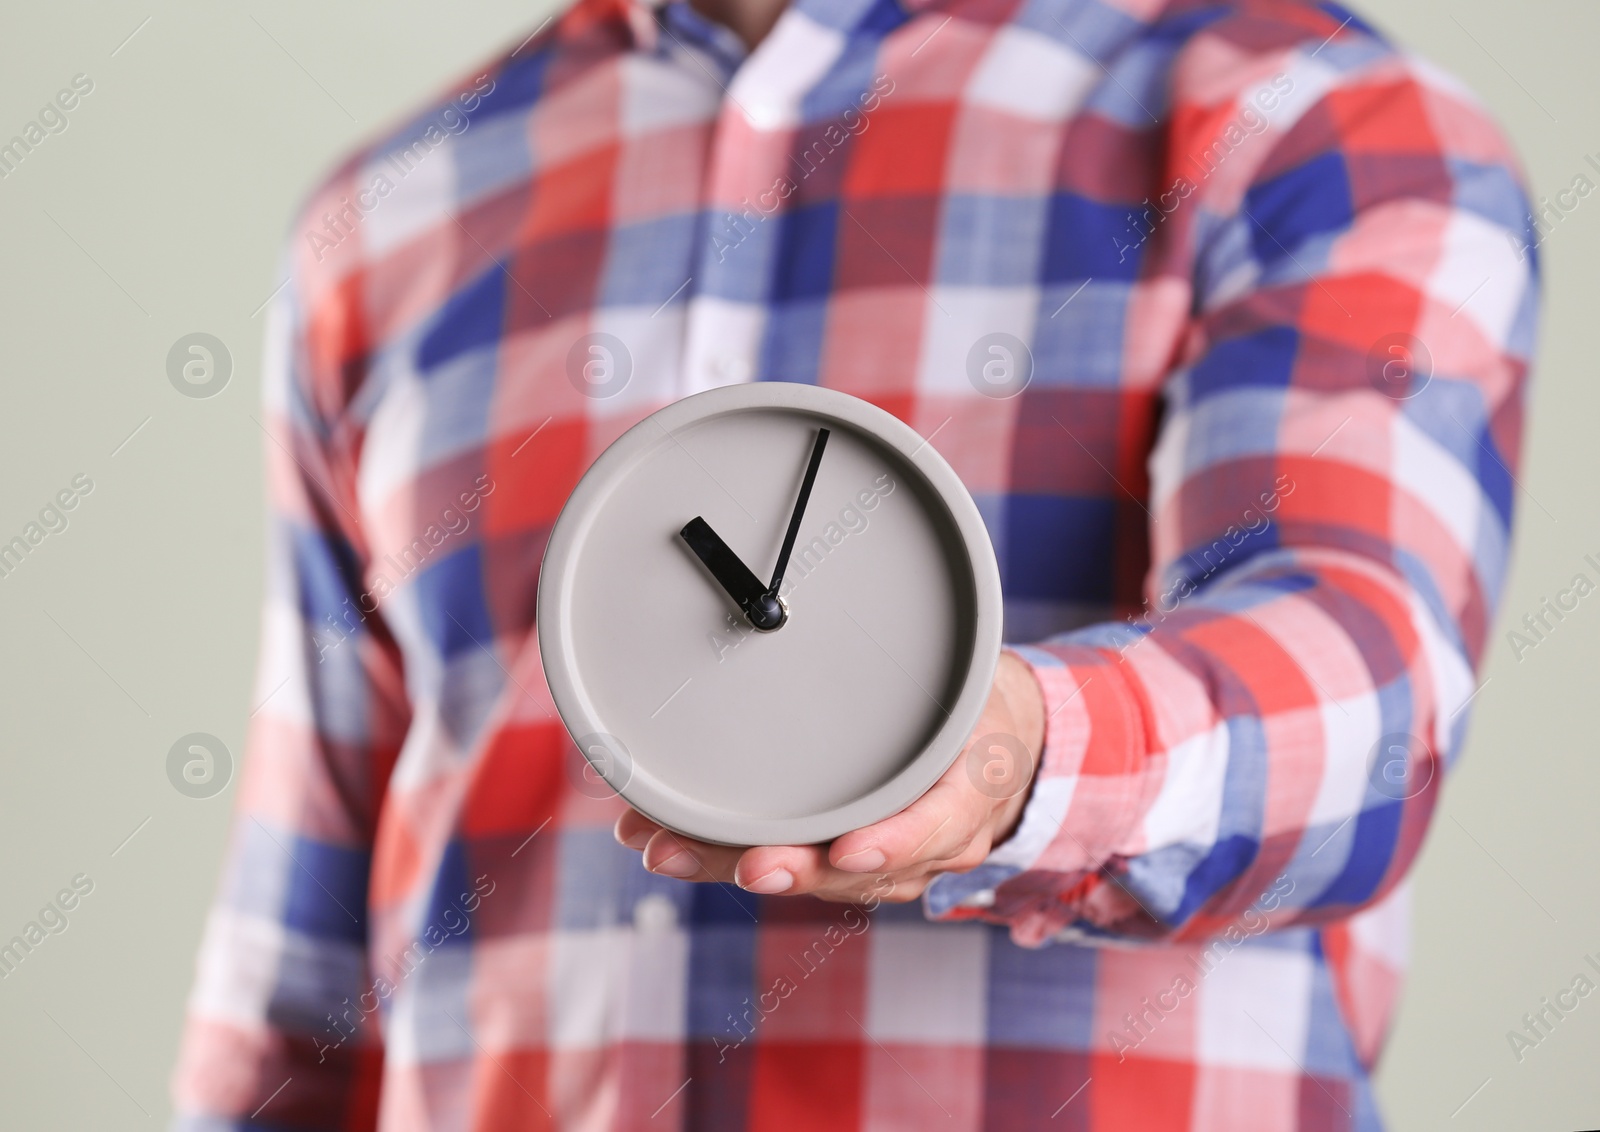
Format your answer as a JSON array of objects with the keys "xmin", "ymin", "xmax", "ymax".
[{"xmin": 172, "ymin": 0, "xmax": 1536, "ymax": 1126}]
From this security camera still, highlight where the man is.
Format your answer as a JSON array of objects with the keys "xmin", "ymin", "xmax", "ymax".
[{"xmin": 172, "ymin": 0, "xmax": 1536, "ymax": 1125}]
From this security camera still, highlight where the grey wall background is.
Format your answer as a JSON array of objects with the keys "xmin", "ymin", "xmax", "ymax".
[{"xmin": 0, "ymin": 0, "xmax": 1593, "ymax": 1127}]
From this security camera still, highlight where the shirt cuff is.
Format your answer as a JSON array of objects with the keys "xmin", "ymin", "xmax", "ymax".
[{"xmin": 923, "ymin": 642, "xmax": 1150, "ymax": 947}]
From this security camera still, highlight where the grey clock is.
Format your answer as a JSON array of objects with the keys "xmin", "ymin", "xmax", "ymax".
[{"xmin": 536, "ymin": 382, "xmax": 1002, "ymax": 846}]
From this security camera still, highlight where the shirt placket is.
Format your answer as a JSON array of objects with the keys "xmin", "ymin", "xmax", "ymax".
[{"xmin": 677, "ymin": 1, "xmax": 866, "ymax": 395}]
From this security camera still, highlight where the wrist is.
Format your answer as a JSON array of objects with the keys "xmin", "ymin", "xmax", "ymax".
[
  {"xmin": 996, "ymin": 650, "xmax": 1046, "ymax": 766},
  {"xmin": 990, "ymin": 650, "xmax": 1047, "ymax": 844}
]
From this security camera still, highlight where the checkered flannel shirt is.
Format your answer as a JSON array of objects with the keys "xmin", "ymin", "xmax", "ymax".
[{"xmin": 172, "ymin": 0, "xmax": 1537, "ymax": 1126}]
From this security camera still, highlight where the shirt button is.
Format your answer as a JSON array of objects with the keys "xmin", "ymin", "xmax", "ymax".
[
  {"xmin": 711, "ymin": 354, "xmax": 751, "ymax": 384},
  {"xmin": 634, "ymin": 893, "xmax": 678, "ymax": 932}
]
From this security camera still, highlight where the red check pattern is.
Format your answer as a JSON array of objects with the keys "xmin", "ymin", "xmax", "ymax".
[{"xmin": 171, "ymin": 0, "xmax": 1537, "ymax": 1127}]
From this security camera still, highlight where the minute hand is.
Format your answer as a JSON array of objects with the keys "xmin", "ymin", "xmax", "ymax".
[{"xmin": 767, "ymin": 427, "xmax": 830, "ymax": 596}]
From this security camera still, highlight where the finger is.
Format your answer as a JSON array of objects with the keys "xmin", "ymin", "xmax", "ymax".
[
  {"xmin": 827, "ymin": 769, "xmax": 988, "ymax": 874},
  {"xmin": 733, "ymin": 844, "xmax": 912, "ymax": 904},
  {"xmin": 731, "ymin": 844, "xmax": 832, "ymax": 896},
  {"xmin": 643, "ymin": 829, "xmax": 743, "ymax": 882},
  {"xmin": 792, "ymin": 864, "xmax": 924, "ymax": 905},
  {"xmin": 614, "ymin": 809, "xmax": 663, "ymax": 851},
  {"xmin": 626, "ymin": 820, "xmax": 875, "ymax": 898}
]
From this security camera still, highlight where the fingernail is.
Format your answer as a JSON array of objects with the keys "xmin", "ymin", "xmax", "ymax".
[
  {"xmin": 614, "ymin": 817, "xmax": 651, "ymax": 851},
  {"xmin": 836, "ymin": 848, "xmax": 886, "ymax": 873},
  {"xmin": 739, "ymin": 868, "xmax": 794, "ymax": 895},
  {"xmin": 651, "ymin": 850, "xmax": 699, "ymax": 878}
]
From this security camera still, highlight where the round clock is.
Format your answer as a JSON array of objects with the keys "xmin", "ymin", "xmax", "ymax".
[{"xmin": 536, "ymin": 382, "xmax": 1002, "ymax": 846}]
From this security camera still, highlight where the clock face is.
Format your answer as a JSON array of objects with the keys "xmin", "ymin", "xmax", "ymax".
[{"xmin": 537, "ymin": 383, "xmax": 1001, "ymax": 846}]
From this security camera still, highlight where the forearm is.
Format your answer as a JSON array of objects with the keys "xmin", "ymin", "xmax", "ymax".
[
  {"xmin": 987, "ymin": 650, "xmax": 1048, "ymax": 847},
  {"xmin": 926, "ymin": 547, "xmax": 1469, "ymax": 947}
]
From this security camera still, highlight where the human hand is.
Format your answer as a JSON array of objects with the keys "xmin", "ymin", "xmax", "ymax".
[{"xmin": 613, "ymin": 650, "xmax": 1047, "ymax": 904}]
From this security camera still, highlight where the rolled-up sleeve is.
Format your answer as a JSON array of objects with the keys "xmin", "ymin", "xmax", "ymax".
[{"xmin": 927, "ymin": 42, "xmax": 1537, "ymax": 949}]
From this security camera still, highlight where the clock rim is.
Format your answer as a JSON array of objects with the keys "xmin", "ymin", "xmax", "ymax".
[{"xmin": 536, "ymin": 381, "xmax": 1003, "ymax": 847}]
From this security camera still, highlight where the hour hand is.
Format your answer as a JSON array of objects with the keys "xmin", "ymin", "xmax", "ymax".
[{"xmin": 680, "ymin": 517, "xmax": 786, "ymax": 631}]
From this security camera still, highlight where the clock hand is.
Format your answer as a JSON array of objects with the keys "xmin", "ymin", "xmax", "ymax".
[
  {"xmin": 767, "ymin": 427, "xmax": 830, "ymax": 597},
  {"xmin": 680, "ymin": 516, "xmax": 787, "ymax": 631}
]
